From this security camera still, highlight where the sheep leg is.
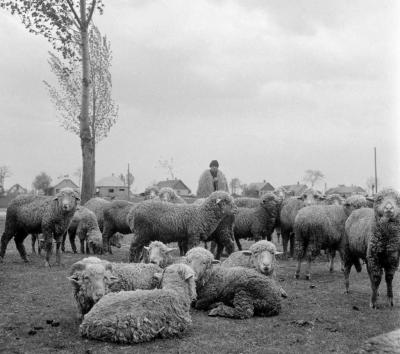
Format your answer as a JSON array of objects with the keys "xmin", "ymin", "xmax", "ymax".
[
  {"xmin": 329, "ymin": 249, "xmax": 336, "ymax": 272},
  {"xmin": 289, "ymin": 233, "xmax": 295, "ymax": 258},
  {"xmin": 69, "ymin": 232, "xmax": 77, "ymax": 253},
  {"xmin": 234, "ymin": 236, "xmax": 242, "ymax": 251},
  {"xmin": 214, "ymin": 243, "xmax": 224, "ymax": 261},
  {"xmin": 295, "ymin": 258, "xmax": 302, "ymax": 279},
  {"xmin": 55, "ymin": 241, "xmax": 63, "ymax": 266},
  {"xmin": 14, "ymin": 233, "xmax": 29, "ymax": 262},
  {"xmin": 305, "ymin": 255, "xmax": 312, "ymax": 280},
  {"xmin": 61, "ymin": 230, "xmax": 67, "ymax": 253},
  {"xmin": 0, "ymin": 230, "xmax": 14, "ymax": 261},
  {"xmin": 31, "ymin": 234, "xmax": 37, "ymax": 254},
  {"xmin": 275, "ymin": 227, "xmax": 281, "ymax": 244},
  {"xmin": 369, "ymin": 271, "xmax": 382, "ymax": 309},
  {"xmin": 210, "ymin": 241, "xmax": 217, "ymax": 255},
  {"xmin": 44, "ymin": 236, "xmax": 53, "ymax": 267},
  {"xmin": 385, "ymin": 271, "xmax": 394, "ymax": 307},
  {"xmin": 85, "ymin": 241, "xmax": 90, "ymax": 254},
  {"xmin": 80, "ymin": 239, "xmax": 85, "ymax": 254},
  {"xmin": 208, "ymin": 291, "xmax": 254, "ymax": 319}
]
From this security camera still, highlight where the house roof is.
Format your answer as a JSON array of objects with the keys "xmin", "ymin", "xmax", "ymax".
[
  {"xmin": 326, "ymin": 185, "xmax": 366, "ymax": 196},
  {"xmin": 7, "ymin": 184, "xmax": 27, "ymax": 194},
  {"xmin": 157, "ymin": 179, "xmax": 191, "ymax": 192},
  {"xmin": 282, "ymin": 184, "xmax": 308, "ymax": 196},
  {"xmin": 248, "ymin": 182, "xmax": 274, "ymax": 191},
  {"xmin": 53, "ymin": 178, "xmax": 79, "ymax": 190},
  {"xmin": 96, "ymin": 175, "xmax": 125, "ymax": 187}
]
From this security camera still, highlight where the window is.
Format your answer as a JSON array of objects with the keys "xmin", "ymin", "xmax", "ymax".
[
  {"xmin": 119, "ymin": 189, "xmax": 125, "ymax": 192},
  {"xmin": 108, "ymin": 189, "xmax": 114, "ymax": 193}
]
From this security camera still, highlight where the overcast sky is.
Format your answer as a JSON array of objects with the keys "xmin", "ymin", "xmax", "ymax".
[{"xmin": 0, "ymin": 0, "xmax": 399, "ymax": 194}]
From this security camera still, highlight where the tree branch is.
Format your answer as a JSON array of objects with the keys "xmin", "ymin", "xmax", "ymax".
[
  {"xmin": 86, "ymin": 0, "xmax": 96, "ymax": 24},
  {"xmin": 66, "ymin": 0, "xmax": 82, "ymax": 29}
]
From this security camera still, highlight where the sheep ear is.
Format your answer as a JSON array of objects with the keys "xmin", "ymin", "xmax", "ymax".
[
  {"xmin": 104, "ymin": 262, "xmax": 113, "ymax": 272},
  {"xmin": 366, "ymin": 197, "xmax": 374, "ymax": 202},
  {"xmin": 67, "ymin": 275, "xmax": 80, "ymax": 284},
  {"xmin": 241, "ymin": 250, "xmax": 252, "ymax": 256},
  {"xmin": 69, "ymin": 261, "xmax": 86, "ymax": 275},
  {"xmin": 274, "ymin": 251, "xmax": 283, "ymax": 255},
  {"xmin": 143, "ymin": 246, "xmax": 150, "ymax": 251},
  {"xmin": 212, "ymin": 260, "xmax": 221, "ymax": 265},
  {"xmin": 74, "ymin": 192, "xmax": 81, "ymax": 201},
  {"xmin": 166, "ymin": 247, "xmax": 178, "ymax": 253},
  {"xmin": 216, "ymin": 198, "xmax": 222, "ymax": 205},
  {"xmin": 153, "ymin": 273, "xmax": 163, "ymax": 281},
  {"xmin": 108, "ymin": 275, "xmax": 118, "ymax": 283}
]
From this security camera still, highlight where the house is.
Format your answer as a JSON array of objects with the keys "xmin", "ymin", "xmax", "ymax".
[
  {"xmin": 282, "ymin": 183, "xmax": 308, "ymax": 196},
  {"xmin": 326, "ymin": 185, "xmax": 367, "ymax": 198},
  {"xmin": 7, "ymin": 184, "xmax": 27, "ymax": 196},
  {"xmin": 156, "ymin": 179, "xmax": 191, "ymax": 196},
  {"xmin": 96, "ymin": 175, "xmax": 128, "ymax": 199},
  {"xmin": 46, "ymin": 178, "xmax": 80, "ymax": 196},
  {"xmin": 244, "ymin": 180, "xmax": 274, "ymax": 197}
]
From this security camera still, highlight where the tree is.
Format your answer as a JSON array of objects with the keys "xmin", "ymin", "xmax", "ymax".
[
  {"xmin": 43, "ymin": 25, "xmax": 118, "ymax": 189},
  {"xmin": 1, "ymin": 0, "xmax": 105, "ymax": 203},
  {"xmin": 0, "ymin": 166, "xmax": 12, "ymax": 187},
  {"xmin": 229, "ymin": 177, "xmax": 241, "ymax": 195},
  {"xmin": 74, "ymin": 167, "xmax": 82, "ymax": 188},
  {"xmin": 158, "ymin": 158, "xmax": 175, "ymax": 180},
  {"xmin": 33, "ymin": 172, "xmax": 52, "ymax": 193},
  {"xmin": 303, "ymin": 169, "xmax": 325, "ymax": 187}
]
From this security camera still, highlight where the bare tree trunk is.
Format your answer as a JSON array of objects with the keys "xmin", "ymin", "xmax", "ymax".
[{"xmin": 79, "ymin": 0, "xmax": 95, "ymax": 204}]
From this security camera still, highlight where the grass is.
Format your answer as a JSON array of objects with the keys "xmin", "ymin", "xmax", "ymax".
[{"xmin": 0, "ymin": 218, "xmax": 399, "ymax": 354}]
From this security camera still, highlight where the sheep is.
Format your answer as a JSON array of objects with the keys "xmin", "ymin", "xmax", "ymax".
[
  {"xmin": 325, "ymin": 193, "xmax": 344, "ymax": 206},
  {"xmin": 233, "ymin": 192, "xmax": 282, "ymax": 251},
  {"xmin": 222, "ymin": 240, "xmax": 287, "ymax": 298},
  {"xmin": 158, "ymin": 187, "xmax": 186, "ymax": 204},
  {"xmin": 294, "ymin": 195, "xmax": 369, "ymax": 280},
  {"xmin": 84, "ymin": 197, "xmax": 110, "ymax": 232},
  {"xmin": 79, "ymin": 263, "xmax": 196, "ymax": 344},
  {"xmin": 128, "ymin": 191, "xmax": 237, "ymax": 263},
  {"xmin": 186, "ymin": 247, "xmax": 282, "ymax": 319},
  {"xmin": 142, "ymin": 240, "xmax": 180, "ymax": 268},
  {"xmin": 31, "ymin": 233, "xmax": 44, "ymax": 254},
  {"xmin": 342, "ymin": 207, "xmax": 374, "ymax": 293},
  {"xmin": 102, "ymin": 200, "xmax": 136, "ymax": 253},
  {"xmin": 357, "ymin": 328, "xmax": 400, "ymax": 353},
  {"xmin": 0, "ymin": 188, "xmax": 80, "ymax": 266},
  {"xmin": 61, "ymin": 206, "xmax": 103, "ymax": 254},
  {"xmin": 68, "ymin": 257, "xmax": 162, "ymax": 319},
  {"xmin": 234, "ymin": 197, "xmax": 260, "ymax": 208},
  {"xmin": 366, "ymin": 188, "xmax": 400, "ymax": 308},
  {"xmin": 279, "ymin": 188, "xmax": 326, "ymax": 258}
]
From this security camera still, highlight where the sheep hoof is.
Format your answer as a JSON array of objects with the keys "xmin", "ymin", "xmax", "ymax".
[
  {"xmin": 305, "ymin": 275, "xmax": 311, "ymax": 280},
  {"xmin": 294, "ymin": 273, "xmax": 300, "ymax": 279},
  {"xmin": 369, "ymin": 302, "xmax": 377, "ymax": 309},
  {"xmin": 388, "ymin": 298, "xmax": 394, "ymax": 307},
  {"xmin": 44, "ymin": 261, "xmax": 51, "ymax": 268}
]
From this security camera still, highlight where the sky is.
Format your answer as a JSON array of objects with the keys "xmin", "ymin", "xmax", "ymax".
[{"xmin": 0, "ymin": 0, "xmax": 399, "ymax": 194}]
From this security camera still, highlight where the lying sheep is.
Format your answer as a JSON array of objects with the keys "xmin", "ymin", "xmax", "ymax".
[
  {"xmin": 233, "ymin": 192, "xmax": 282, "ymax": 250},
  {"xmin": 79, "ymin": 263, "xmax": 196, "ymax": 344},
  {"xmin": 187, "ymin": 247, "xmax": 282, "ymax": 319},
  {"xmin": 102, "ymin": 200, "xmax": 136, "ymax": 253},
  {"xmin": 128, "ymin": 191, "xmax": 237, "ymax": 262},
  {"xmin": 68, "ymin": 257, "xmax": 162, "ymax": 319},
  {"xmin": 366, "ymin": 189, "xmax": 400, "ymax": 308},
  {"xmin": 222, "ymin": 240, "xmax": 287, "ymax": 298},
  {"xmin": 0, "ymin": 188, "xmax": 80, "ymax": 266},
  {"xmin": 280, "ymin": 189, "xmax": 326, "ymax": 258},
  {"xmin": 62, "ymin": 206, "xmax": 103, "ymax": 254},
  {"xmin": 294, "ymin": 195, "xmax": 368, "ymax": 280},
  {"xmin": 142, "ymin": 241, "xmax": 180, "ymax": 268}
]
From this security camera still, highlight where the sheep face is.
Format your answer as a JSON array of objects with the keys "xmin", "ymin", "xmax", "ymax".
[
  {"xmin": 109, "ymin": 233, "xmax": 124, "ymax": 248},
  {"xmin": 159, "ymin": 187, "xmax": 175, "ymax": 202},
  {"xmin": 298, "ymin": 189, "xmax": 325, "ymax": 206},
  {"xmin": 68, "ymin": 261, "xmax": 117, "ymax": 302},
  {"xmin": 186, "ymin": 247, "xmax": 219, "ymax": 282},
  {"xmin": 374, "ymin": 189, "xmax": 400, "ymax": 222},
  {"xmin": 208, "ymin": 192, "xmax": 237, "ymax": 217},
  {"xmin": 54, "ymin": 188, "xmax": 80, "ymax": 212},
  {"xmin": 260, "ymin": 192, "xmax": 281, "ymax": 212},
  {"xmin": 343, "ymin": 195, "xmax": 368, "ymax": 216},
  {"xmin": 243, "ymin": 249, "xmax": 275, "ymax": 276},
  {"xmin": 145, "ymin": 242, "xmax": 177, "ymax": 268}
]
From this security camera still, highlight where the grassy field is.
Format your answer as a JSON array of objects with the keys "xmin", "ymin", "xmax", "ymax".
[{"xmin": 0, "ymin": 216, "xmax": 399, "ymax": 354}]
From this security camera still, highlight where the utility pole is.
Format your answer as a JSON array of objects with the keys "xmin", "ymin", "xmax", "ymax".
[
  {"xmin": 127, "ymin": 163, "xmax": 130, "ymax": 200},
  {"xmin": 374, "ymin": 147, "xmax": 378, "ymax": 194}
]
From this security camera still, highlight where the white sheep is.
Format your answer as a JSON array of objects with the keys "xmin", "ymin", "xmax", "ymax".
[
  {"xmin": 68, "ymin": 257, "xmax": 161, "ymax": 319},
  {"xmin": 79, "ymin": 263, "xmax": 197, "ymax": 344},
  {"xmin": 186, "ymin": 247, "xmax": 282, "ymax": 319}
]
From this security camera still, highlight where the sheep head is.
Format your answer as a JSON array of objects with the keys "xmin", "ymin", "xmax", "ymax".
[
  {"xmin": 144, "ymin": 241, "xmax": 178, "ymax": 268},
  {"xmin": 186, "ymin": 247, "xmax": 220, "ymax": 285},
  {"xmin": 242, "ymin": 240, "xmax": 282, "ymax": 276},
  {"xmin": 343, "ymin": 195, "xmax": 369, "ymax": 216},
  {"xmin": 68, "ymin": 258, "xmax": 117, "ymax": 303},
  {"xmin": 161, "ymin": 263, "xmax": 197, "ymax": 302},
  {"xmin": 206, "ymin": 191, "xmax": 238, "ymax": 217},
  {"xmin": 373, "ymin": 188, "xmax": 400, "ymax": 222},
  {"xmin": 54, "ymin": 187, "xmax": 80, "ymax": 212},
  {"xmin": 298, "ymin": 188, "xmax": 325, "ymax": 206}
]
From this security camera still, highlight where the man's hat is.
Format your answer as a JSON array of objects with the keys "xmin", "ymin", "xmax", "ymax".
[{"xmin": 209, "ymin": 160, "xmax": 219, "ymax": 168}]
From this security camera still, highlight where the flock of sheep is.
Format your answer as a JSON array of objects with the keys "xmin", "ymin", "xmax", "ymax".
[{"xmin": 0, "ymin": 184, "xmax": 399, "ymax": 346}]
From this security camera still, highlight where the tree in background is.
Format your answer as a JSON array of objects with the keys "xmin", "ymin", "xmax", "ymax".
[
  {"xmin": 0, "ymin": 166, "xmax": 12, "ymax": 187},
  {"xmin": 33, "ymin": 172, "xmax": 52, "ymax": 193},
  {"xmin": 242, "ymin": 184, "xmax": 259, "ymax": 198},
  {"xmin": 1, "ymin": 0, "xmax": 105, "ymax": 203},
  {"xmin": 158, "ymin": 158, "xmax": 175, "ymax": 180},
  {"xmin": 229, "ymin": 177, "xmax": 241, "ymax": 195},
  {"xmin": 43, "ymin": 25, "xmax": 118, "ymax": 193},
  {"xmin": 119, "ymin": 172, "xmax": 134, "ymax": 190},
  {"xmin": 303, "ymin": 169, "xmax": 324, "ymax": 188},
  {"xmin": 74, "ymin": 167, "xmax": 83, "ymax": 188}
]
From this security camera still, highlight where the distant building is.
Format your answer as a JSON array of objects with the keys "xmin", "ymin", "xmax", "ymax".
[
  {"xmin": 326, "ymin": 185, "xmax": 367, "ymax": 198},
  {"xmin": 96, "ymin": 175, "xmax": 128, "ymax": 199},
  {"xmin": 156, "ymin": 179, "xmax": 191, "ymax": 196},
  {"xmin": 244, "ymin": 180, "xmax": 274, "ymax": 197},
  {"xmin": 46, "ymin": 178, "xmax": 80, "ymax": 196},
  {"xmin": 7, "ymin": 184, "xmax": 28, "ymax": 196},
  {"xmin": 281, "ymin": 183, "xmax": 308, "ymax": 196}
]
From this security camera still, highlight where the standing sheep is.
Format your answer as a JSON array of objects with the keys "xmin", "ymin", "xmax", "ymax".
[
  {"xmin": 294, "ymin": 195, "xmax": 369, "ymax": 280},
  {"xmin": 68, "ymin": 257, "xmax": 162, "ymax": 318},
  {"xmin": 233, "ymin": 192, "xmax": 282, "ymax": 250},
  {"xmin": 186, "ymin": 247, "xmax": 282, "ymax": 319},
  {"xmin": 79, "ymin": 263, "xmax": 196, "ymax": 344},
  {"xmin": 0, "ymin": 188, "xmax": 80, "ymax": 266},
  {"xmin": 102, "ymin": 200, "xmax": 135, "ymax": 253},
  {"xmin": 366, "ymin": 188, "xmax": 400, "ymax": 308},
  {"xmin": 280, "ymin": 189, "xmax": 326, "ymax": 258},
  {"xmin": 84, "ymin": 197, "xmax": 110, "ymax": 232},
  {"xmin": 128, "ymin": 191, "xmax": 237, "ymax": 262},
  {"xmin": 234, "ymin": 197, "xmax": 260, "ymax": 208},
  {"xmin": 62, "ymin": 206, "xmax": 103, "ymax": 254}
]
